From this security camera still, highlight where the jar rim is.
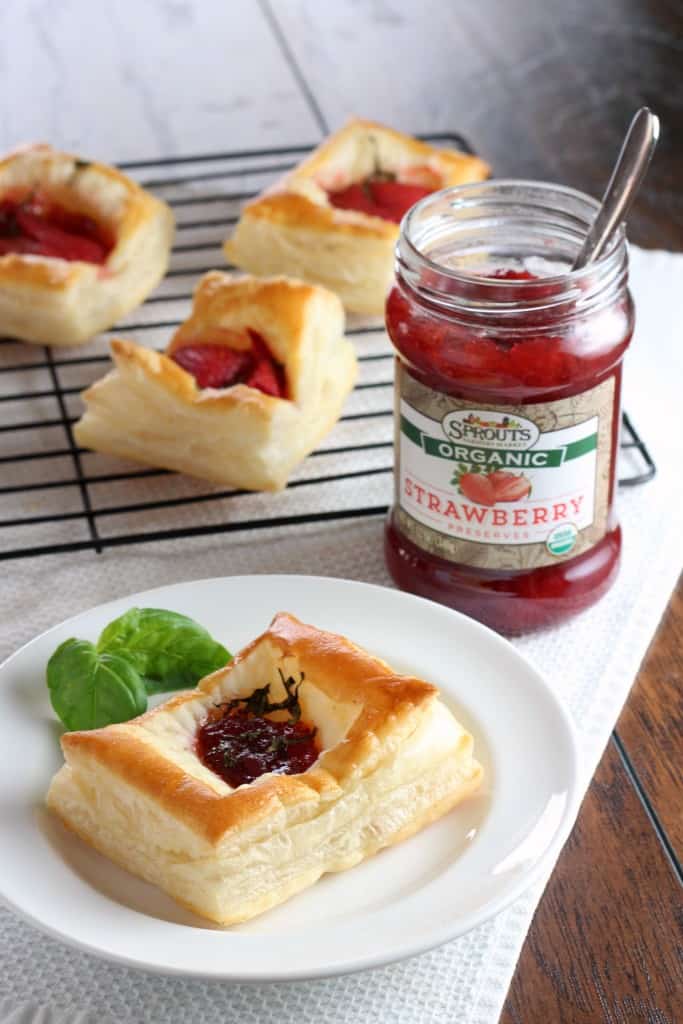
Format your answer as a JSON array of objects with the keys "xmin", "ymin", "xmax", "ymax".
[{"xmin": 400, "ymin": 178, "xmax": 626, "ymax": 292}]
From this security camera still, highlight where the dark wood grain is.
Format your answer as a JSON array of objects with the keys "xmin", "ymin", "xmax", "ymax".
[
  {"xmin": 615, "ymin": 576, "xmax": 683, "ymax": 860},
  {"xmin": 501, "ymin": 739, "xmax": 683, "ymax": 1024},
  {"xmin": 452, "ymin": 0, "xmax": 683, "ymax": 252}
]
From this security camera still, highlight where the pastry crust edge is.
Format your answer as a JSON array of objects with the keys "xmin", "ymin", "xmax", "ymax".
[
  {"xmin": 0, "ymin": 144, "xmax": 174, "ymax": 345},
  {"xmin": 73, "ymin": 272, "xmax": 357, "ymax": 490},
  {"xmin": 224, "ymin": 118, "xmax": 489, "ymax": 314}
]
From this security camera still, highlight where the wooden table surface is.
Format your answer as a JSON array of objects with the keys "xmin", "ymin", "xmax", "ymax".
[{"xmin": 2, "ymin": 2, "xmax": 682, "ymax": 1021}]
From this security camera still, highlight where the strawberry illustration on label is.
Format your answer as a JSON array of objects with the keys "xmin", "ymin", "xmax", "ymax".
[
  {"xmin": 454, "ymin": 467, "xmax": 531, "ymax": 506},
  {"xmin": 459, "ymin": 472, "xmax": 497, "ymax": 506},
  {"xmin": 487, "ymin": 471, "xmax": 532, "ymax": 502}
]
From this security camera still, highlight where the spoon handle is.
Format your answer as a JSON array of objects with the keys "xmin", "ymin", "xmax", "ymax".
[{"xmin": 572, "ymin": 107, "xmax": 660, "ymax": 271}]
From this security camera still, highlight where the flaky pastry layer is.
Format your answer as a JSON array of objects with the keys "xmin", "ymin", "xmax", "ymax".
[
  {"xmin": 0, "ymin": 144, "xmax": 174, "ymax": 346},
  {"xmin": 73, "ymin": 272, "xmax": 357, "ymax": 490},
  {"xmin": 225, "ymin": 118, "xmax": 490, "ymax": 315},
  {"xmin": 47, "ymin": 612, "xmax": 483, "ymax": 925}
]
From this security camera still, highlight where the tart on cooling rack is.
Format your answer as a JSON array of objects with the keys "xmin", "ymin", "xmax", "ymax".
[
  {"xmin": 0, "ymin": 144, "xmax": 174, "ymax": 347},
  {"xmin": 224, "ymin": 118, "xmax": 489, "ymax": 316},
  {"xmin": 47, "ymin": 611, "xmax": 483, "ymax": 925},
  {"xmin": 74, "ymin": 272, "xmax": 357, "ymax": 491}
]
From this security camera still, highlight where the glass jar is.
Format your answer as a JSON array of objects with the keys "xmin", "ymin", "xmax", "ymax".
[{"xmin": 384, "ymin": 180, "xmax": 634, "ymax": 635}]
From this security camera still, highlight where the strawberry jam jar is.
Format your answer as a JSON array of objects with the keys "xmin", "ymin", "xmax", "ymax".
[{"xmin": 385, "ymin": 181, "xmax": 634, "ymax": 634}]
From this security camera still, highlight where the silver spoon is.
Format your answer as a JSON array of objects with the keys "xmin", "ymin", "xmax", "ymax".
[{"xmin": 572, "ymin": 107, "xmax": 660, "ymax": 271}]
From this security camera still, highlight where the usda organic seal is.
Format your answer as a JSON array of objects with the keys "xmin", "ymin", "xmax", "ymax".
[{"xmin": 546, "ymin": 523, "xmax": 578, "ymax": 556}]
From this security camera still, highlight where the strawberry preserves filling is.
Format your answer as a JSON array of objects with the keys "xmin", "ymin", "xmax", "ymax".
[
  {"xmin": 327, "ymin": 178, "xmax": 433, "ymax": 223},
  {"xmin": 171, "ymin": 330, "xmax": 288, "ymax": 398},
  {"xmin": 196, "ymin": 707, "xmax": 319, "ymax": 787},
  {"xmin": 386, "ymin": 268, "xmax": 607, "ymax": 394},
  {"xmin": 0, "ymin": 194, "xmax": 112, "ymax": 264}
]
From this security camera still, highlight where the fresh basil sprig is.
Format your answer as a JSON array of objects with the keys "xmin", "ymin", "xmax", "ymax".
[
  {"xmin": 98, "ymin": 607, "xmax": 230, "ymax": 695},
  {"xmin": 47, "ymin": 607, "xmax": 231, "ymax": 732},
  {"xmin": 47, "ymin": 640, "xmax": 148, "ymax": 732}
]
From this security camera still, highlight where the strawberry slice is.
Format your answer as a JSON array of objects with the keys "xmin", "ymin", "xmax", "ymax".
[
  {"xmin": 0, "ymin": 237, "xmax": 45, "ymax": 256},
  {"xmin": 327, "ymin": 183, "xmax": 379, "ymax": 218},
  {"xmin": 459, "ymin": 472, "xmax": 496, "ymax": 506},
  {"xmin": 246, "ymin": 330, "xmax": 287, "ymax": 396},
  {"xmin": 369, "ymin": 181, "xmax": 432, "ymax": 222},
  {"xmin": 328, "ymin": 179, "xmax": 433, "ymax": 223},
  {"xmin": 14, "ymin": 209, "xmax": 107, "ymax": 264},
  {"xmin": 487, "ymin": 471, "xmax": 531, "ymax": 502},
  {"xmin": 487, "ymin": 470, "xmax": 518, "ymax": 490},
  {"xmin": 172, "ymin": 335, "xmax": 288, "ymax": 398},
  {"xmin": 247, "ymin": 329, "xmax": 272, "ymax": 360},
  {"xmin": 171, "ymin": 344, "xmax": 252, "ymax": 389},
  {"xmin": 0, "ymin": 195, "xmax": 112, "ymax": 264},
  {"xmin": 245, "ymin": 357, "xmax": 286, "ymax": 398},
  {"xmin": 49, "ymin": 206, "xmax": 103, "ymax": 242}
]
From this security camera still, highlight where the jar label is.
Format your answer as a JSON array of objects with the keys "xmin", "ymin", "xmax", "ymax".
[{"xmin": 395, "ymin": 367, "xmax": 616, "ymax": 570}]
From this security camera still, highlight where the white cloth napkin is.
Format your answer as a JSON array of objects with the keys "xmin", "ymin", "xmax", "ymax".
[{"xmin": 1, "ymin": 246, "xmax": 681, "ymax": 1024}]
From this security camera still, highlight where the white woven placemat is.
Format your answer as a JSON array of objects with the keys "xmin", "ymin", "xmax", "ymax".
[{"xmin": 1, "ymin": 246, "xmax": 681, "ymax": 1023}]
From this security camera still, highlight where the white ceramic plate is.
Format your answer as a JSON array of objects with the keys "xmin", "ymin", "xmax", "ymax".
[{"xmin": 0, "ymin": 574, "xmax": 579, "ymax": 980}]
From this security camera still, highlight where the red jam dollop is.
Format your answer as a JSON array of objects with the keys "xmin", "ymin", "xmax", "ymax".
[
  {"xmin": 0, "ymin": 193, "xmax": 112, "ymax": 264},
  {"xmin": 328, "ymin": 178, "xmax": 433, "ymax": 223},
  {"xmin": 196, "ymin": 707, "xmax": 319, "ymax": 787},
  {"xmin": 385, "ymin": 267, "xmax": 633, "ymax": 635},
  {"xmin": 171, "ymin": 330, "xmax": 288, "ymax": 398}
]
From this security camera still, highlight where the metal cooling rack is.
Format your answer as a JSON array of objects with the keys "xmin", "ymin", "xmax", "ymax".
[{"xmin": 0, "ymin": 134, "xmax": 656, "ymax": 563}]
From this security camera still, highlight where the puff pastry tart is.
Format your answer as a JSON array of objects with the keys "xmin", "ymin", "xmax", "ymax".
[
  {"xmin": 74, "ymin": 272, "xmax": 357, "ymax": 490},
  {"xmin": 47, "ymin": 612, "xmax": 483, "ymax": 926},
  {"xmin": 0, "ymin": 144, "xmax": 174, "ymax": 346},
  {"xmin": 225, "ymin": 118, "xmax": 490, "ymax": 316}
]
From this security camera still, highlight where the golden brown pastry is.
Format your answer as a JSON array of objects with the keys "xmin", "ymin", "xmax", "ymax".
[
  {"xmin": 47, "ymin": 612, "xmax": 483, "ymax": 926},
  {"xmin": 0, "ymin": 144, "xmax": 174, "ymax": 346},
  {"xmin": 225, "ymin": 118, "xmax": 490, "ymax": 315},
  {"xmin": 74, "ymin": 272, "xmax": 357, "ymax": 490}
]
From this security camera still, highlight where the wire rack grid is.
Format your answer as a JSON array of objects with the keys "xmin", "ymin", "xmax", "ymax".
[{"xmin": 0, "ymin": 134, "xmax": 655, "ymax": 563}]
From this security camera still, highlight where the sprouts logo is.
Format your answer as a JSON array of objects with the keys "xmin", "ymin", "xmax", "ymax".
[{"xmin": 441, "ymin": 410, "xmax": 540, "ymax": 451}]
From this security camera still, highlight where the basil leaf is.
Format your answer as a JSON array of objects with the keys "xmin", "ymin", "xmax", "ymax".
[
  {"xmin": 97, "ymin": 607, "xmax": 230, "ymax": 694},
  {"xmin": 47, "ymin": 638, "xmax": 147, "ymax": 732}
]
